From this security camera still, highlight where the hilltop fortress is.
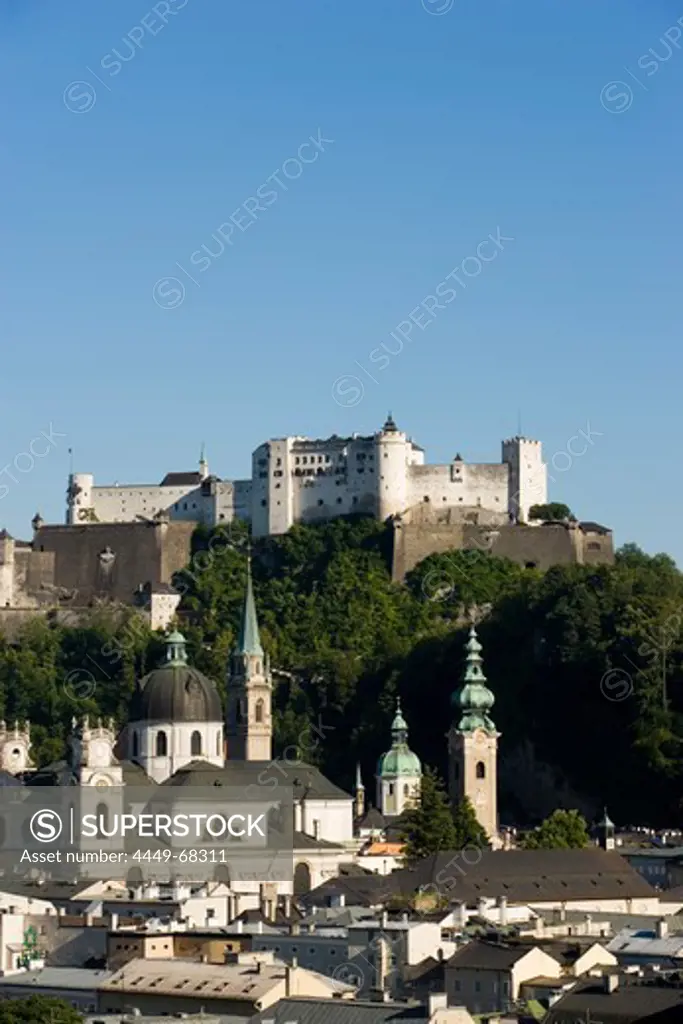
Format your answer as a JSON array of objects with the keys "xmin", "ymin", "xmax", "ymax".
[
  {"xmin": 67, "ymin": 415, "xmax": 548, "ymax": 534},
  {"xmin": 0, "ymin": 416, "xmax": 612, "ymax": 634}
]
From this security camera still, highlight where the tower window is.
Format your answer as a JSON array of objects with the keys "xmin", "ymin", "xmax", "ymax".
[
  {"xmin": 216, "ymin": 730, "xmax": 222, "ymax": 756},
  {"xmin": 156, "ymin": 731, "xmax": 168, "ymax": 757},
  {"xmin": 255, "ymin": 699, "xmax": 264, "ymax": 723},
  {"xmin": 191, "ymin": 731, "xmax": 202, "ymax": 757},
  {"xmin": 476, "ymin": 761, "xmax": 486, "ymax": 779}
]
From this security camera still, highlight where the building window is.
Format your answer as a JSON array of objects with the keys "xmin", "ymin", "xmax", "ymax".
[
  {"xmin": 388, "ymin": 783, "xmax": 394, "ymax": 795},
  {"xmin": 132, "ymin": 731, "xmax": 139, "ymax": 758},
  {"xmin": 336, "ymin": 497, "xmax": 342, "ymax": 504},
  {"xmin": 588, "ymin": 542, "xmax": 601, "ymax": 550},
  {"xmin": 216, "ymin": 730, "xmax": 222, "ymax": 756},
  {"xmin": 403, "ymin": 784, "xmax": 409, "ymax": 795},
  {"xmin": 476, "ymin": 761, "xmax": 486, "ymax": 779},
  {"xmin": 156, "ymin": 731, "xmax": 168, "ymax": 757},
  {"xmin": 191, "ymin": 731, "xmax": 202, "ymax": 757},
  {"xmin": 261, "ymin": 499, "xmax": 267, "ymax": 507},
  {"xmin": 317, "ymin": 499, "xmax": 324, "ymax": 506},
  {"xmin": 255, "ymin": 699, "xmax": 264, "ymax": 723},
  {"xmin": 423, "ymin": 495, "xmax": 430, "ymax": 502},
  {"xmin": 454, "ymin": 980, "xmax": 461, "ymax": 992}
]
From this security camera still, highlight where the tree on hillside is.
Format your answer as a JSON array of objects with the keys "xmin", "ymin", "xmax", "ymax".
[
  {"xmin": 399, "ymin": 767, "xmax": 458, "ymax": 863},
  {"xmin": 520, "ymin": 809, "xmax": 589, "ymax": 849},
  {"xmin": 528, "ymin": 503, "xmax": 573, "ymax": 522},
  {"xmin": 0, "ymin": 995, "xmax": 83, "ymax": 1023},
  {"xmin": 452, "ymin": 795, "xmax": 489, "ymax": 849}
]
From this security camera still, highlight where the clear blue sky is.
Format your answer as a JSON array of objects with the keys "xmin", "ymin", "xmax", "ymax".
[{"xmin": 2, "ymin": 0, "xmax": 682, "ymax": 561}]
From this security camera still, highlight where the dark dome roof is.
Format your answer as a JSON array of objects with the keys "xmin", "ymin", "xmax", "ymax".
[{"xmin": 130, "ymin": 633, "xmax": 222, "ymax": 724}]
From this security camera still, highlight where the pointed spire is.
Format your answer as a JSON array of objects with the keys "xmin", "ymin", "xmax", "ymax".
[
  {"xmin": 382, "ymin": 411, "xmax": 398, "ymax": 433},
  {"xmin": 391, "ymin": 698, "xmax": 408, "ymax": 742},
  {"xmin": 454, "ymin": 625, "xmax": 497, "ymax": 734},
  {"xmin": 236, "ymin": 551, "xmax": 263, "ymax": 656},
  {"xmin": 199, "ymin": 443, "xmax": 208, "ymax": 480},
  {"xmin": 355, "ymin": 762, "xmax": 364, "ymax": 791}
]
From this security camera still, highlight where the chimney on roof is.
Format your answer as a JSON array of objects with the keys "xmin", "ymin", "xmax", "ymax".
[
  {"xmin": 603, "ymin": 974, "xmax": 619, "ymax": 994},
  {"xmin": 427, "ymin": 993, "xmax": 448, "ymax": 1018},
  {"xmin": 285, "ymin": 960, "xmax": 298, "ymax": 997},
  {"xmin": 657, "ymin": 918, "xmax": 668, "ymax": 938},
  {"xmin": 497, "ymin": 896, "xmax": 508, "ymax": 927},
  {"xmin": 290, "ymin": 922, "xmax": 300, "ymax": 935}
]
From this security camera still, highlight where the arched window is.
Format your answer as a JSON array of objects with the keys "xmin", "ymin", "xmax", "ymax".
[
  {"xmin": 191, "ymin": 731, "xmax": 202, "ymax": 757},
  {"xmin": 132, "ymin": 731, "xmax": 139, "ymax": 758},
  {"xmin": 255, "ymin": 699, "xmax": 264, "ymax": 724},
  {"xmin": 97, "ymin": 802, "xmax": 109, "ymax": 834},
  {"xmin": 156, "ymin": 731, "xmax": 168, "ymax": 757},
  {"xmin": 476, "ymin": 761, "xmax": 486, "ymax": 779},
  {"xmin": 403, "ymin": 784, "xmax": 409, "ymax": 796}
]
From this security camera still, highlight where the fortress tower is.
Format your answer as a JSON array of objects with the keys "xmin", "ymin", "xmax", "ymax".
[
  {"xmin": 501, "ymin": 437, "xmax": 547, "ymax": 523},
  {"xmin": 375, "ymin": 414, "xmax": 410, "ymax": 521},
  {"xmin": 448, "ymin": 626, "xmax": 499, "ymax": 842},
  {"xmin": 66, "ymin": 473, "xmax": 94, "ymax": 525}
]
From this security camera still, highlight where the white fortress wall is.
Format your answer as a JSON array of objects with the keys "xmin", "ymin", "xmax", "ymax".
[{"xmin": 406, "ymin": 462, "xmax": 508, "ymax": 513}]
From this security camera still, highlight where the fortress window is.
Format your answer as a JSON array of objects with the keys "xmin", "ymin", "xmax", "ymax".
[
  {"xmin": 302, "ymin": 457, "xmax": 308, "ymax": 464},
  {"xmin": 191, "ymin": 731, "xmax": 202, "ymax": 757},
  {"xmin": 255, "ymin": 700, "xmax": 264, "ymax": 723},
  {"xmin": 357, "ymin": 468, "xmax": 364, "ymax": 474},
  {"xmin": 423, "ymin": 496, "xmax": 430, "ymax": 502},
  {"xmin": 352, "ymin": 497, "xmax": 358, "ymax": 505},
  {"xmin": 336, "ymin": 498, "xmax": 342, "ymax": 504},
  {"xmin": 276, "ymin": 458, "xmax": 282, "ymax": 466},
  {"xmin": 261, "ymin": 499, "xmax": 267, "ymax": 507},
  {"xmin": 183, "ymin": 503, "xmax": 188, "ymax": 511},
  {"xmin": 525, "ymin": 561, "xmax": 537, "ymax": 569},
  {"xmin": 476, "ymin": 761, "xmax": 486, "ymax": 779},
  {"xmin": 588, "ymin": 542, "xmax": 601, "ymax": 551},
  {"xmin": 295, "ymin": 457, "xmax": 300, "ymax": 465},
  {"xmin": 132, "ymin": 732, "xmax": 139, "ymax": 758},
  {"xmin": 156, "ymin": 731, "xmax": 168, "ymax": 757},
  {"xmin": 317, "ymin": 499, "xmax": 324, "ymax": 506}
]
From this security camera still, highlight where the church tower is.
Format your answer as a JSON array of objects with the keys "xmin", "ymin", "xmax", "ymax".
[
  {"xmin": 376, "ymin": 699, "xmax": 421, "ymax": 817},
  {"xmin": 225, "ymin": 556, "xmax": 272, "ymax": 762},
  {"xmin": 448, "ymin": 626, "xmax": 499, "ymax": 842}
]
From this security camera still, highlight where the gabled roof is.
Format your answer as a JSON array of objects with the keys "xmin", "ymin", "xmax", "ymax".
[
  {"xmin": 545, "ymin": 978, "xmax": 683, "ymax": 1024},
  {"xmin": 447, "ymin": 939, "xmax": 539, "ymax": 971},
  {"xmin": 387, "ymin": 849, "xmax": 655, "ymax": 904},
  {"xmin": 164, "ymin": 760, "xmax": 350, "ymax": 800},
  {"xmin": 250, "ymin": 997, "xmax": 428, "ymax": 1024},
  {"xmin": 159, "ymin": 472, "xmax": 202, "ymax": 487}
]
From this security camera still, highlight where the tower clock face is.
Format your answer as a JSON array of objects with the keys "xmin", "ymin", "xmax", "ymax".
[{"xmin": 473, "ymin": 729, "xmax": 488, "ymax": 745}]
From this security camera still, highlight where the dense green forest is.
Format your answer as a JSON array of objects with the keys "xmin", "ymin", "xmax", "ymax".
[{"xmin": 1, "ymin": 515, "xmax": 681, "ymax": 826}]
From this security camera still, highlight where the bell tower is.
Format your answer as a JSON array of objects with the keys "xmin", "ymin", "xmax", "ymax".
[
  {"xmin": 225, "ymin": 554, "xmax": 272, "ymax": 761},
  {"xmin": 448, "ymin": 626, "xmax": 500, "ymax": 842}
]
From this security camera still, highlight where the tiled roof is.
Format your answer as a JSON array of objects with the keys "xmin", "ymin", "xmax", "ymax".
[
  {"xmin": 545, "ymin": 978, "xmax": 683, "ymax": 1024},
  {"xmin": 251, "ymin": 997, "xmax": 428, "ymax": 1024},
  {"xmin": 159, "ymin": 472, "xmax": 202, "ymax": 486},
  {"xmin": 447, "ymin": 940, "xmax": 535, "ymax": 970},
  {"xmin": 387, "ymin": 849, "xmax": 656, "ymax": 903}
]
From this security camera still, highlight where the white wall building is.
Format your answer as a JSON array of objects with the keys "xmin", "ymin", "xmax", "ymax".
[{"xmin": 66, "ymin": 417, "xmax": 547, "ymax": 536}]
